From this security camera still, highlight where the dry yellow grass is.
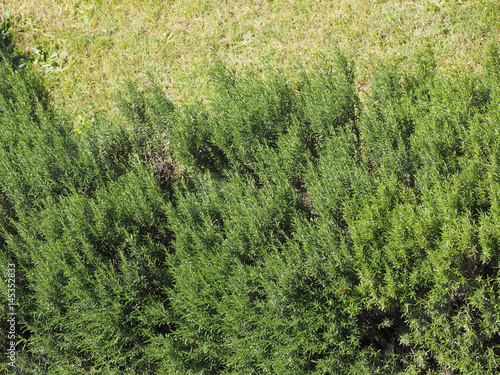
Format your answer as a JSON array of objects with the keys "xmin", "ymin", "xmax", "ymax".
[{"xmin": 2, "ymin": 0, "xmax": 499, "ymax": 122}]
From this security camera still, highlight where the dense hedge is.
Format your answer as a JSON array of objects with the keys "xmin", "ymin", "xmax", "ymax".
[{"xmin": 1, "ymin": 44, "xmax": 500, "ymax": 374}]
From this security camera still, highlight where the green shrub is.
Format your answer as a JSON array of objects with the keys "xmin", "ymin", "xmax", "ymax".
[
  {"xmin": 0, "ymin": 60, "xmax": 173, "ymax": 373},
  {"xmin": 3, "ymin": 43, "xmax": 500, "ymax": 374},
  {"xmin": 20, "ymin": 164, "xmax": 173, "ymax": 373}
]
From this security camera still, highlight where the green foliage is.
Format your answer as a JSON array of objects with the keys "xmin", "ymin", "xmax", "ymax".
[
  {"xmin": 0, "ymin": 59, "xmax": 173, "ymax": 373},
  {"xmin": 0, "ymin": 8, "xmax": 14, "ymax": 60},
  {"xmin": 0, "ymin": 9, "xmax": 31, "ymax": 69},
  {"xmin": 20, "ymin": 165, "xmax": 173, "ymax": 373},
  {"xmin": 2, "ymin": 42, "xmax": 500, "ymax": 374}
]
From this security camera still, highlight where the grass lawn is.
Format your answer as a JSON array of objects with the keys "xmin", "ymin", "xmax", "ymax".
[{"xmin": 3, "ymin": 0, "xmax": 500, "ymax": 123}]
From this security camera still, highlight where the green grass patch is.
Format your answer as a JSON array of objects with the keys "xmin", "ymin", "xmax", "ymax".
[{"xmin": 4, "ymin": 0, "xmax": 500, "ymax": 122}]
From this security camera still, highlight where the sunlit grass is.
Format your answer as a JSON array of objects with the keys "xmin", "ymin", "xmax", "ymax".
[{"xmin": 3, "ymin": 0, "xmax": 499, "ymax": 123}]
